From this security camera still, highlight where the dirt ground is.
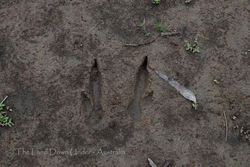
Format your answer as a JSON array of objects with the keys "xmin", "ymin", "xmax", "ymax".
[{"xmin": 0, "ymin": 0, "xmax": 249, "ymax": 166}]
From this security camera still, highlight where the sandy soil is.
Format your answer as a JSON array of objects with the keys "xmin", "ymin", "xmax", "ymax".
[{"xmin": 0, "ymin": 0, "xmax": 249, "ymax": 166}]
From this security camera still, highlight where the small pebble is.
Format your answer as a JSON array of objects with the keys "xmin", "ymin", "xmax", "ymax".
[{"xmin": 232, "ymin": 115, "xmax": 237, "ymax": 120}]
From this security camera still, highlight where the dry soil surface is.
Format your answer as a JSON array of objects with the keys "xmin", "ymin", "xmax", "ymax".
[{"xmin": 0, "ymin": 0, "xmax": 249, "ymax": 167}]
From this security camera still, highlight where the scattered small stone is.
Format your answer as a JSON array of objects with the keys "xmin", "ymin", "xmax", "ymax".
[
  {"xmin": 231, "ymin": 112, "xmax": 240, "ymax": 121},
  {"xmin": 5, "ymin": 106, "xmax": 13, "ymax": 112},
  {"xmin": 213, "ymin": 79, "xmax": 219, "ymax": 84},
  {"xmin": 232, "ymin": 115, "xmax": 237, "ymax": 120},
  {"xmin": 239, "ymin": 126, "xmax": 250, "ymax": 144}
]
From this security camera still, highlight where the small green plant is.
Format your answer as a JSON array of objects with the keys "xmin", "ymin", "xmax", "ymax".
[
  {"xmin": 0, "ymin": 103, "xmax": 5, "ymax": 110},
  {"xmin": 0, "ymin": 114, "xmax": 14, "ymax": 127},
  {"xmin": 0, "ymin": 96, "xmax": 14, "ymax": 127},
  {"xmin": 193, "ymin": 37, "xmax": 198, "ymax": 46},
  {"xmin": 192, "ymin": 47, "xmax": 200, "ymax": 53},
  {"xmin": 155, "ymin": 23, "xmax": 166, "ymax": 32},
  {"xmin": 186, "ymin": 37, "xmax": 200, "ymax": 53},
  {"xmin": 153, "ymin": 0, "xmax": 160, "ymax": 5},
  {"xmin": 186, "ymin": 42, "xmax": 192, "ymax": 51},
  {"xmin": 139, "ymin": 19, "xmax": 150, "ymax": 37}
]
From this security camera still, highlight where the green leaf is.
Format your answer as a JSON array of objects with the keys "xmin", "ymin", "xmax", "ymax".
[
  {"xmin": 194, "ymin": 38, "xmax": 198, "ymax": 44},
  {"xmin": 0, "ymin": 112, "xmax": 14, "ymax": 127},
  {"xmin": 186, "ymin": 43, "xmax": 192, "ymax": 51},
  {"xmin": 193, "ymin": 47, "xmax": 200, "ymax": 53},
  {"xmin": 0, "ymin": 103, "xmax": 5, "ymax": 110}
]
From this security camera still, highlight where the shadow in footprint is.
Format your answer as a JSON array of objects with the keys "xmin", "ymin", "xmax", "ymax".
[
  {"xmin": 128, "ymin": 56, "xmax": 149, "ymax": 120},
  {"xmin": 81, "ymin": 59, "xmax": 103, "ymax": 125}
]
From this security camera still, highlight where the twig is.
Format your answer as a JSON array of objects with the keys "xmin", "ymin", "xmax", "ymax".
[
  {"xmin": 161, "ymin": 31, "xmax": 180, "ymax": 37},
  {"xmin": 148, "ymin": 158, "xmax": 157, "ymax": 167},
  {"xmin": 1, "ymin": 96, "xmax": 8, "ymax": 104},
  {"xmin": 223, "ymin": 110, "xmax": 228, "ymax": 142},
  {"xmin": 124, "ymin": 39, "xmax": 156, "ymax": 47}
]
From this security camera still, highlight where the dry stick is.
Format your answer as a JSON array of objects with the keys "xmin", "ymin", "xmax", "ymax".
[
  {"xmin": 148, "ymin": 158, "xmax": 157, "ymax": 167},
  {"xmin": 124, "ymin": 39, "xmax": 156, "ymax": 47},
  {"xmin": 125, "ymin": 30, "xmax": 180, "ymax": 47},
  {"xmin": 161, "ymin": 31, "xmax": 180, "ymax": 37},
  {"xmin": 223, "ymin": 110, "xmax": 228, "ymax": 142},
  {"xmin": 1, "ymin": 96, "xmax": 8, "ymax": 104}
]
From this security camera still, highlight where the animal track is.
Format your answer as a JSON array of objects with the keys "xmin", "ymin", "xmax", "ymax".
[
  {"xmin": 82, "ymin": 57, "xmax": 149, "ymax": 123},
  {"xmin": 128, "ymin": 57, "xmax": 149, "ymax": 120},
  {"xmin": 81, "ymin": 59, "xmax": 103, "ymax": 125}
]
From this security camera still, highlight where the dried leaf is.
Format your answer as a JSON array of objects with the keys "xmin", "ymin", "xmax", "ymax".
[{"xmin": 155, "ymin": 71, "xmax": 197, "ymax": 103}]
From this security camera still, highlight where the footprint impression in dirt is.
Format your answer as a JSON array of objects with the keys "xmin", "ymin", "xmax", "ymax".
[
  {"xmin": 128, "ymin": 57, "xmax": 149, "ymax": 120},
  {"xmin": 81, "ymin": 59, "xmax": 103, "ymax": 125},
  {"xmin": 81, "ymin": 57, "xmax": 149, "ymax": 124}
]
